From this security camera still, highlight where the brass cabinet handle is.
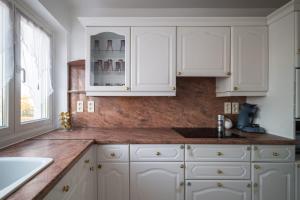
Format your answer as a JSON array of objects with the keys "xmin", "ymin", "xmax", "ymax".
[
  {"xmin": 217, "ymin": 182, "xmax": 223, "ymax": 187},
  {"xmin": 110, "ymin": 152, "xmax": 116, "ymax": 157},
  {"xmin": 253, "ymin": 146, "xmax": 258, "ymax": 151},
  {"xmin": 180, "ymin": 145, "xmax": 184, "ymax": 149},
  {"xmin": 172, "ymin": 86, "xmax": 176, "ymax": 91},
  {"xmin": 254, "ymin": 165, "xmax": 261, "ymax": 170},
  {"xmin": 253, "ymin": 183, "xmax": 258, "ymax": 188},
  {"xmin": 272, "ymin": 152, "xmax": 280, "ymax": 157},
  {"xmin": 177, "ymin": 72, "xmax": 182, "ymax": 76},
  {"xmin": 233, "ymin": 86, "xmax": 239, "ymax": 91},
  {"xmin": 297, "ymin": 164, "xmax": 300, "ymax": 168},
  {"xmin": 84, "ymin": 159, "xmax": 90, "ymax": 164},
  {"xmin": 156, "ymin": 152, "xmax": 161, "ymax": 156},
  {"xmin": 180, "ymin": 182, "xmax": 184, "ymax": 186},
  {"xmin": 125, "ymin": 86, "xmax": 130, "ymax": 91},
  {"xmin": 247, "ymin": 183, "xmax": 251, "ymax": 188},
  {"xmin": 98, "ymin": 164, "xmax": 102, "ymax": 169},
  {"xmin": 187, "ymin": 182, "xmax": 191, "ymax": 186},
  {"xmin": 217, "ymin": 169, "xmax": 223, "ymax": 174},
  {"xmin": 187, "ymin": 145, "xmax": 191, "ymax": 150},
  {"xmin": 180, "ymin": 164, "xmax": 185, "ymax": 169},
  {"xmin": 226, "ymin": 72, "xmax": 231, "ymax": 76},
  {"xmin": 217, "ymin": 152, "xmax": 223, "ymax": 156},
  {"xmin": 62, "ymin": 185, "xmax": 70, "ymax": 192},
  {"xmin": 247, "ymin": 146, "xmax": 251, "ymax": 151}
]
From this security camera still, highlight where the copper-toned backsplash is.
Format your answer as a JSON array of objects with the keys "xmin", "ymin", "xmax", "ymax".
[{"xmin": 68, "ymin": 60, "xmax": 245, "ymax": 128}]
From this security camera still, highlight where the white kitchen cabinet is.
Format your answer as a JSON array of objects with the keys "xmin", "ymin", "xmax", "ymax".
[
  {"xmin": 85, "ymin": 27, "xmax": 131, "ymax": 96},
  {"xmin": 97, "ymin": 163, "xmax": 129, "ymax": 200},
  {"xmin": 44, "ymin": 146, "xmax": 97, "ymax": 200},
  {"xmin": 185, "ymin": 180, "xmax": 251, "ymax": 200},
  {"xmin": 130, "ymin": 162, "xmax": 184, "ymax": 200},
  {"xmin": 252, "ymin": 163, "xmax": 295, "ymax": 200},
  {"xmin": 297, "ymin": 162, "xmax": 300, "ymax": 200},
  {"xmin": 177, "ymin": 27, "xmax": 230, "ymax": 77},
  {"xmin": 131, "ymin": 27, "xmax": 176, "ymax": 94},
  {"xmin": 296, "ymin": 12, "xmax": 300, "ymax": 67},
  {"xmin": 251, "ymin": 145, "xmax": 295, "ymax": 162},
  {"xmin": 216, "ymin": 26, "xmax": 268, "ymax": 97}
]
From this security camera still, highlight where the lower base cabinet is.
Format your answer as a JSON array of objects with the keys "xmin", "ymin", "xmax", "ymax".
[
  {"xmin": 185, "ymin": 180, "xmax": 251, "ymax": 200},
  {"xmin": 97, "ymin": 163, "xmax": 129, "ymax": 200},
  {"xmin": 252, "ymin": 163, "xmax": 295, "ymax": 200},
  {"xmin": 44, "ymin": 147, "xmax": 97, "ymax": 200},
  {"xmin": 130, "ymin": 162, "xmax": 184, "ymax": 200},
  {"xmin": 296, "ymin": 163, "xmax": 300, "ymax": 200}
]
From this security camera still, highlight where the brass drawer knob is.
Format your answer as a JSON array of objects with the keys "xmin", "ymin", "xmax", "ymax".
[
  {"xmin": 272, "ymin": 152, "xmax": 280, "ymax": 157},
  {"xmin": 217, "ymin": 152, "xmax": 223, "ymax": 156},
  {"xmin": 297, "ymin": 164, "xmax": 300, "ymax": 168},
  {"xmin": 217, "ymin": 169, "xmax": 223, "ymax": 174},
  {"xmin": 110, "ymin": 152, "xmax": 116, "ymax": 157},
  {"xmin": 62, "ymin": 185, "xmax": 70, "ymax": 192},
  {"xmin": 234, "ymin": 86, "xmax": 239, "ymax": 91},
  {"xmin": 254, "ymin": 165, "xmax": 261, "ymax": 170},
  {"xmin": 180, "ymin": 182, "xmax": 184, "ymax": 186},
  {"xmin": 226, "ymin": 72, "xmax": 231, "ymax": 76},
  {"xmin": 253, "ymin": 146, "xmax": 258, "ymax": 151},
  {"xmin": 217, "ymin": 182, "xmax": 223, "ymax": 187},
  {"xmin": 247, "ymin": 146, "xmax": 251, "ymax": 151},
  {"xmin": 125, "ymin": 86, "xmax": 130, "ymax": 91},
  {"xmin": 178, "ymin": 72, "xmax": 182, "ymax": 76},
  {"xmin": 180, "ymin": 145, "xmax": 184, "ymax": 149},
  {"xmin": 253, "ymin": 183, "xmax": 258, "ymax": 188},
  {"xmin": 247, "ymin": 183, "xmax": 251, "ymax": 188},
  {"xmin": 98, "ymin": 164, "xmax": 102, "ymax": 169},
  {"xmin": 84, "ymin": 159, "xmax": 90, "ymax": 164},
  {"xmin": 187, "ymin": 182, "xmax": 192, "ymax": 186},
  {"xmin": 180, "ymin": 164, "xmax": 185, "ymax": 169},
  {"xmin": 156, "ymin": 152, "xmax": 161, "ymax": 156},
  {"xmin": 187, "ymin": 145, "xmax": 191, "ymax": 150},
  {"xmin": 172, "ymin": 86, "xmax": 176, "ymax": 91}
]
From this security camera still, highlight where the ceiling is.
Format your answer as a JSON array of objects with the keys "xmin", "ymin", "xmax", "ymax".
[{"xmin": 64, "ymin": 0, "xmax": 290, "ymax": 9}]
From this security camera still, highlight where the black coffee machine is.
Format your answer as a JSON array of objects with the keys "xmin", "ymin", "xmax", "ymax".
[{"xmin": 237, "ymin": 103, "xmax": 265, "ymax": 133}]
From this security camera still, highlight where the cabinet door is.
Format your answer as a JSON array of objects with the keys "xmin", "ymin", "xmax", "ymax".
[
  {"xmin": 98, "ymin": 163, "xmax": 129, "ymax": 200},
  {"xmin": 252, "ymin": 163, "xmax": 295, "ymax": 200},
  {"xmin": 130, "ymin": 162, "xmax": 184, "ymax": 200},
  {"xmin": 85, "ymin": 27, "xmax": 130, "ymax": 93},
  {"xmin": 231, "ymin": 26, "xmax": 268, "ymax": 92},
  {"xmin": 131, "ymin": 27, "xmax": 176, "ymax": 92},
  {"xmin": 297, "ymin": 163, "xmax": 300, "ymax": 200},
  {"xmin": 186, "ymin": 180, "xmax": 251, "ymax": 200},
  {"xmin": 177, "ymin": 27, "xmax": 230, "ymax": 77}
]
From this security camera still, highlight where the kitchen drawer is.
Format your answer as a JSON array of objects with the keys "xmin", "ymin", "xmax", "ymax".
[
  {"xmin": 97, "ymin": 145, "xmax": 129, "ymax": 162},
  {"xmin": 130, "ymin": 144, "xmax": 184, "ymax": 161},
  {"xmin": 252, "ymin": 145, "xmax": 295, "ymax": 162},
  {"xmin": 185, "ymin": 180, "xmax": 251, "ymax": 200},
  {"xmin": 186, "ymin": 145, "xmax": 251, "ymax": 162},
  {"xmin": 186, "ymin": 162, "xmax": 250, "ymax": 180}
]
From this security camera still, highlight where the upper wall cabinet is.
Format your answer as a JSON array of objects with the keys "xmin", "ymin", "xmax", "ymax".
[
  {"xmin": 85, "ymin": 27, "xmax": 131, "ymax": 95},
  {"xmin": 177, "ymin": 27, "xmax": 231, "ymax": 77},
  {"xmin": 216, "ymin": 26, "xmax": 268, "ymax": 97},
  {"xmin": 131, "ymin": 27, "xmax": 176, "ymax": 94}
]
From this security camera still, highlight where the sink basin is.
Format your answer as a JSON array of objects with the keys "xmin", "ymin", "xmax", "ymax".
[{"xmin": 0, "ymin": 157, "xmax": 53, "ymax": 199}]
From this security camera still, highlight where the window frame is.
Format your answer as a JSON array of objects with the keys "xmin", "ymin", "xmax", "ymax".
[{"xmin": 14, "ymin": 6, "xmax": 54, "ymax": 136}]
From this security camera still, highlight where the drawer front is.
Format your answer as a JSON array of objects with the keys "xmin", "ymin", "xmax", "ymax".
[
  {"xmin": 252, "ymin": 145, "xmax": 295, "ymax": 162},
  {"xmin": 130, "ymin": 144, "xmax": 184, "ymax": 161},
  {"xmin": 185, "ymin": 180, "xmax": 251, "ymax": 200},
  {"xmin": 97, "ymin": 145, "xmax": 129, "ymax": 162},
  {"xmin": 186, "ymin": 162, "xmax": 250, "ymax": 180},
  {"xmin": 186, "ymin": 145, "xmax": 251, "ymax": 162}
]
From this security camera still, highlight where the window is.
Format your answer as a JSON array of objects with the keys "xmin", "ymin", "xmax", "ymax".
[
  {"xmin": 0, "ymin": 0, "xmax": 13, "ymax": 129},
  {"xmin": 19, "ymin": 16, "xmax": 52, "ymax": 123}
]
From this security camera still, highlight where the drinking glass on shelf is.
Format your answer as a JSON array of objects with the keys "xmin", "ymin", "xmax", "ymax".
[
  {"xmin": 108, "ymin": 59, "xmax": 113, "ymax": 71},
  {"xmin": 120, "ymin": 40, "xmax": 125, "ymax": 51},
  {"xmin": 115, "ymin": 61, "xmax": 121, "ymax": 72},
  {"xmin": 103, "ymin": 61, "xmax": 109, "ymax": 71},
  {"xmin": 98, "ymin": 60, "xmax": 103, "ymax": 72},
  {"xmin": 106, "ymin": 40, "xmax": 113, "ymax": 51},
  {"xmin": 94, "ymin": 40, "xmax": 100, "ymax": 50}
]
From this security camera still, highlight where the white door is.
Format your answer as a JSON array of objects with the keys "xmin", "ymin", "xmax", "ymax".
[
  {"xmin": 186, "ymin": 180, "xmax": 251, "ymax": 200},
  {"xmin": 131, "ymin": 27, "xmax": 176, "ymax": 92},
  {"xmin": 98, "ymin": 163, "xmax": 129, "ymax": 200},
  {"xmin": 252, "ymin": 163, "xmax": 295, "ymax": 200},
  {"xmin": 130, "ymin": 162, "xmax": 184, "ymax": 200},
  {"xmin": 177, "ymin": 27, "xmax": 230, "ymax": 77},
  {"xmin": 231, "ymin": 26, "xmax": 268, "ymax": 92}
]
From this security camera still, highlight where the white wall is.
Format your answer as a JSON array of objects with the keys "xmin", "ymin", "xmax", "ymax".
[{"xmin": 247, "ymin": 12, "xmax": 295, "ymax": 139}]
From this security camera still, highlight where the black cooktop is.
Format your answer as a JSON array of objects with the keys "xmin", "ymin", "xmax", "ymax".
[{"xmin": 173, "ymin": 128, "xmax": 245, "ymax": 139}]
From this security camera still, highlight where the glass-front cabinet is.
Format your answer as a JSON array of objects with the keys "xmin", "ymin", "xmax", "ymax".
[{"xmin": 85, "ymin": 27, "xmax": 130, "ymax": 94}]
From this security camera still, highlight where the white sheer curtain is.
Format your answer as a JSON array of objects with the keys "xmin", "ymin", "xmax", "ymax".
[{"xmin": 0, "ymin": 0, "xmax": 14, "ymax": 91}]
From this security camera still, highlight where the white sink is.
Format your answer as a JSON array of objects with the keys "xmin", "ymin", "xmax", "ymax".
[{"xmin": 0, "ymin": 157, "xmax": 53, "ymax": 199}]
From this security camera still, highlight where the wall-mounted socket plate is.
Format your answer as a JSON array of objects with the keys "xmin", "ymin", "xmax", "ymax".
[
  {"xmin": 76, "ymin": 101, "xmax": 84, "ymax": 112},
  {"xmin": 232, "ymin": 102, "xmax": 239, "ymax": 114},
  {"xmin": 87, "ymin": 101, "xmax": 95, "ymax": 113},
  {"xmin": 224, "ymin": 102, "xmax": 231, "ymax": 114}
]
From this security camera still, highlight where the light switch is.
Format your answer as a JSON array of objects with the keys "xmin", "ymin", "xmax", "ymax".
[
  {"xmin": 87, "ymin": 101, "xmax": 95, "ymax": 113},
  {"xmin": 77, "ymin": 101, "xmax": 84, "ymax": 112},
  {"xmin": 232, "ymin": 102, "xmax": 239, "ymax": 114},
  {"xmin": 224, "ymin": 102, "xmax": 231, "ymax": 114}
]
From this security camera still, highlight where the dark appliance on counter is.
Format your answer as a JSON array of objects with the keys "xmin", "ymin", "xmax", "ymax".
[
  {"xmin": 173, "ymin": 128, "xmax": 245, "ymax": 139},
  {"xmin": 237, "ymin": 103, "xmax": 265, "ymax": 133},
  {"xmin": 296, "ymin": 121, "xmax": 300, "ymax": 154}
]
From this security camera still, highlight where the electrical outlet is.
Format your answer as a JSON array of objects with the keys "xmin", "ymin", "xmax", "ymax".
[
  {"xmin": 224, "ymin": 102, "xmax": 232, "ymax": 114},
  {"xmin": 76, "ymin": 101, "xmax": 84, "ymax": 112},
  {"xmin": 232, "ymin": 102, "xmax": 240, "ymax": 114},
  {"xmin": 87, "ymin": 101, "xmax": 95, "ymax": 113}
]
